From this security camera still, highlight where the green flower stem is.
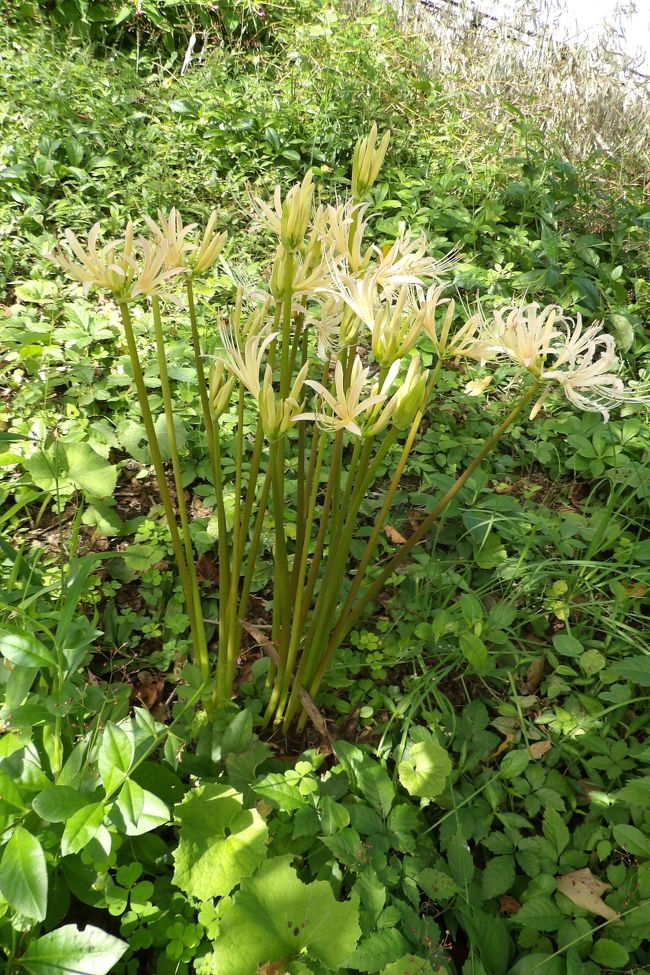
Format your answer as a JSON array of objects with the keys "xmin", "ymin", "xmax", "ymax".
[
  {"xmin": 264, "ymin": 438, "xmax": 291, "ymax": 722},
  {"xmin": 306, "ymin": 382, "xmax": 542, "ymax": 708},
  {"xmin": 151, "ymin": 297, "xmax": 209, "ymax": 679},
  {"xmin": 336, "ymin": 360, "xmax": 443, "ymax": 630},
  {"xmin": 186, "ymin": 278, "xmax": 218, "ymax": 486},
  {"xmin": 273, "ymin": 434, "xmax": 326, "ymax": 723},
  {"xmin": 279, "ymin": 252, "xmax": 295, "ymax": 398},
  {"xmin": 118, "ymin": 302, "xmax": 207, "ymax": 677},
  {"xmin": 237, "ymin": 463, "xmax": 273, "ymax": 624},
  {"xmin": 282, "ymin": 431, "xmax": 398, "ymax": 729}
]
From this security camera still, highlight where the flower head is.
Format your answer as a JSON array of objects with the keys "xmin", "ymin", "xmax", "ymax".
[
  {"xmin": 352, "ymin": 124, "xmax": 390, "ymax": 200},
  {"xmin": 217, "ymin": 324, "xmax": 277, "ymax": 399},
  {"xmin": 294, "ymin": 356, "xmax": 391, "ymax": 437}
]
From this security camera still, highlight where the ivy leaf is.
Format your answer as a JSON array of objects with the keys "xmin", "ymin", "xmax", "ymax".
[
  {"xmin": 0, "ymin": 826, "xmax": 48, "ymax": 920},
  {"xmin": 212, "ymin": 855, "xmax": 360, "ymax": 975},
  {"xmin": 398, "ymin": 741, "xmax": 452, "ymax": 799},
  {"xmin": 173, "ymin": 784, "xmax": 268, "ymax": 900},
  {"xmin": 18, "ymin": 924, "xmax": 127, "ymax": 975}
]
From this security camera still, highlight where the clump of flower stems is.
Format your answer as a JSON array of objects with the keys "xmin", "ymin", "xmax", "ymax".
[{"xmin": 53, "ymin": 127, "xmax": 647, "ymax": 730}]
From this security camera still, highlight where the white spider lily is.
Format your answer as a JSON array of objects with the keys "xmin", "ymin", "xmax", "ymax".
[
  {"xmin": 217, "ymin": 325, "xmax": 277, "ymax": 399},
  {"xmin": 352, "ymin": 123, "xmax": 391, "ymax": 200},
  {"xmin": 191, "ymin": 211, "xmax": 228, "ymax": 276},
  {"xmin": 256, "ymin": 171, "xmax": 314, "ymax": 252},
  {"xmin": 368, "ymin": 285, "xmax": 422, "ymax": 367},
  {"xmin": 312, "ymin": 200, "xmax": 373, "ymax": 273},
  {"xmin": 472, "ymin": 303, "xmax": 562, "ymax": 369},
  {"xmin": 144, "ymin": 208, "xmax": 197, "ymax": 269},
  {"xmin": 304, "ymin": 297, "xmax": 344, "ymax": 361},
  {"xmin": 373, "ymin": 234, "xmax": 454, "ymax": 292},
  {"xmin": 294, "ymin": 356, "xmax": 390, "ymax": 437},
  {"xmin": 53, "ymin": 223, "xmax": 178, "ymax": 302},
  {"xmin": 259, "ymin": 362, "xmax": 310, "ymax": 440}
]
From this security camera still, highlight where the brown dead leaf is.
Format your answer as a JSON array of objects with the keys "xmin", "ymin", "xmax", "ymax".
[
  {"xmin": 528, "ymin": 740, "xmax": 552, "ymax": 760},
  {"xmin": 498, "ymin": 895, "xmax": 521, "ymax": 914},
  {"xmin": 556, "ymin": 868, "xmax": 619, "ymax": 921},
  {"xmin": 256, "ymin": 963, "xmax": 288, "ymax": 975},
  {"xmin": 384, "ymin": 524, "xmax": 407, "ymax": 545},
  {"xmin": 521, "ymin": 654, "xmax": 546, "ymax": 694},
  {"xmin": 196, "ymin": 554, "xmax": 219, "ymax": 585},
  {"xmin": 130, "ymin": 670, "xmax": 164, "ymax": 710},
  {"xmin": 625, "ymin": 582, "xmax": 648, "ymax": 598}
]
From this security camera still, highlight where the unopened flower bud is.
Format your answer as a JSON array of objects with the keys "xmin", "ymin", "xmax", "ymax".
[
  {"xmin": 209, "ymin": 361, "xmax": 235, "ymax": 418},
  {"xmin": 281, "ymin": 171, "xmax": 314, "ymax": 253},
  {"xmin": 351, "ymin": 124, "xmax": 390, "ymax": 201},
  {"xmin": 392, "ymin": 357, "xmax": 428, "ymax": 430}
]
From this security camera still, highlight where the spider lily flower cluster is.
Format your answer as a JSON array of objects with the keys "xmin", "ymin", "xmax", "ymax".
[{"xmin": 53, "ymin": 129, "xmax": 648, "ymax": 730}]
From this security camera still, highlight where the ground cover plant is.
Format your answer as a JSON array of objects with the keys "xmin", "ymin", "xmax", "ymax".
[{"xmin": 1, "ymin": 2, "xmax": 650, "ymax": 974}]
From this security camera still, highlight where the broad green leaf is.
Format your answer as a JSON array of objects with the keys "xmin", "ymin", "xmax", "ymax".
[
  {"xmin": 63, "ymin": 443, "xmax": 118, "ymax": 498},
  {"xmin": 612, "ymin": 824, "xmax": 650, "ymax": 858},
  {"xmin": 253, "ymin": 772, "xmax": 307, "ymax": 811},
  {"xmin": 459, "ymin": 907, "xmax": 509, "ymax": 975},
  {"xmin": 221, "ymin": 710, "xmax": 253, "ymax": 756},
  {"xmin": 116, "ymin": 780, "xmax": 145, "ymax": 830},
  {"xmin": 97, "ymin": 721, "xmax": 134, "ymax": 793},
  {"xmin": 509, "ymin": 955, "xmax": 565, "ymax": 975},
  {"xmin": 0, "ymin": 826, "xmax": 48, "ymax": 920},
  {"xmin": 346, "ymin": 929, "xmax": 407, "ymax": 972},
  {"xmin": 498, "ymin": 749, "xmax": 530, "ymax": 779},
  {"xmin": 609, "ymin": 656, "xmax": 650, "ymax": 686},
  {"xmin": 459, "ymin": 632, "xmax": 488, "ymax": 671},
  {"xmin": 590, "ymin": 939, "xmax": 629, "ymax": 968},
  {"xmin": 32, "ymin": 785, "xmax": 88, "ymax": 822},
  {"xmin": 357, "ymin": 763, "xmax": 395, "ymax": 820},
  {"xmin": 212, "ymin": 855, "xmax": 360, "ymax": 975},
  {"xmin": 61, "ymin": 802, "xmax": 106, "ymax": 856},
  {"xmin": 382, "ymin": 956, "xmax": 437, "ymax": 975},
  {"xmin": 121, "ymin": 788, "xmax": 169, "ymax": 836},
  {"xmin": 19, "ymin": 923, "xmax": 127, "ymax": 975},
  {"xmin": 512, "ymin": 897, "xmax": 563, "ymax": 931},
  {"xmin": 398, "ymin": 741, "xmax": 452, "ymax": 799},
  {"xmin": 543, "ymin": 808, "xmax": 570, "ymax": 859},
  {"xmin": 415, "ymin": 867, "xmax": 459, "ymax": 901},
  {"xmin": 447, "ymin": 831, "xmax": 475, "ymax": 886},
  {"xmin": 482, "ymin": 855, "xmax": 515, "ymax": 898},
  {"xmin": 173, "ymin": 784, "xmax": 268, "ymax": 900},
  {"xmin": 0, "ymin": 624, "xmax": 57, "ymax": 669}
]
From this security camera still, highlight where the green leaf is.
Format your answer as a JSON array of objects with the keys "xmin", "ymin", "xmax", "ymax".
[
  {"xmin": 609, "ymin": 656, "xmax": 650, "ymax": 686},
  {"xmin": 482, "ymin": 856, "xmax": 515, "ymax": 898},
  {"xmin": 447, "ymin": 831, "xmax": 475, "ymax": 886},
  {"xmin": 590, "ymin": 938, "xmax": 629, "ymax": 968},
  {"xmin": 253, "ymin": 772, "xmax": 308, "ymax": 811},
  {"xmin": 173, "ymin": 784, "xmax": 268, "ymax": 901},
  {"xmin": 357, "ymin": 763, "xmax": 395, "ymax": 820},
  {"xmin": 61, "ymin": 802, "xmax": 106, "ymax": 856},
  {"xmin": 0, "ymin": 826, "xmax": 48, "ymax": 920},
  {"xmin": 63, "ymin": 443, "xmax": 118, "ymax": 498},
  {"xmin": 19, "ymin": 924, "xmax": 127, "ymax": 975},
  {"xmin": 382, "ymin": 956, "xmax": 437, "ymax": 975},
  {"xmin": 459, "ymin": 907, "xmax": 510, "ymax": 975},
  {"xmin": 97, "ymin": 721, "xmax": 134, "ymax": 793},
  {"xmin": 543, "ymin": 808, "xmax": 570, "ymax": 859},
  {"xmin": 459, "ymin": 632, "xmax": 488, "ymax": 671},
  {"xmin": 512, "ymin": 897, "xmax": 563, "ymax": 931},
  {"xmin": 398, "ymin": 741, "xmax": 452, "ymax": 799},
  {"xmin": 612, "ymin": 824, "xmax": 650, "ymax": 858},
  {"xmin": 221, "ymin": 710, "xmax": 253, "ymax": 756},
  {"xmin": 0, "ymin": 624, "xmax": 57, "ymax": 669},
  {"xmin": 347, "ymin": 930, "xmax": 407, "ymax": 972},
  {"xmin": 116, "ymin": 780, "xmax": 145, "ymax": 830},
  {"xmin": 415, "ymin": 867, "xmax": 459, "ymax": 901},
  {"xmin": 499, "ymin": 750, "xmax": 530, "ymax": 779},
  {"xmin": 32, "ymin": 786, "xmax": 88, "ymax": 822},
  {"xmin": 212, "ymin": 855, "xmax": 360, "ymax": 975}
]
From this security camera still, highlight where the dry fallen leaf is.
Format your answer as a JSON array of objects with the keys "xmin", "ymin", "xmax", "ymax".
[
  {"xmin": 521, "ymin": 654, "xmax": 546, "ymax": 694},
  {"xmin": 528, "ymin": 740, "xmax": 552, "ymax": 760},
  {"xmin": 256, "ymin": 963, "xmax": 289, "ymax": 975},
  {"xmin": 498, "ymin": 895, "xmax": 522, "ymax": 914},
  {"xmin": 384, "ymin": 524, "xmax": 407, "ymax": 545},
  {"xmin": 556, "ymin": 868, "xmax": 619, "ymax": 921}
]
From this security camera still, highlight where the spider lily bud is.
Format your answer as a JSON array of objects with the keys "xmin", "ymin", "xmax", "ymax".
[
  {"xmin": 259, "ymin": 362, "xmax": 309, "ymax": 440},
  {"xmin": 281, "ymin": 171, "xmax": 314, "ymax": 253},
  {"xmin": 270, "ymin": 245, "xmax": 289, "ymax": 299},
  {"xmin": 392, "ymin": 356, "xmax": 428, "ymax": 430},
  {"xmin": 351, "ymin": 124, "xmax": 390, "ymax": 201},
  {"xmin": 209, "ymin": 361, "xmax": 235, "ymax": 419}
]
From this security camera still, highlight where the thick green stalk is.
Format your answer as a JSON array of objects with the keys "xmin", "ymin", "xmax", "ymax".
[
  {"xmin": 263, "ymin": 439, "xmax": 292, "ymax": 722},
  {"xmin": 152, "ymin": 297, "xmax": 209, "ymax": 680},
  {"xmin": 305, "ymin": 382, "xmax": 542, "ymax": 710},
  {"xmin": 186, "ymin": 278, "xmax": 218, "ymax": 485},
  {"xmin": 273, "ymin": 435, "xmax": 326, "ymax": 723},
  {"xmin": 118, "ymin": 302, "xmax": 206, "ymax": 676},
  {"xmin": 337, "ymin": 361, "xmax": 444, "ymax": 628}
]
